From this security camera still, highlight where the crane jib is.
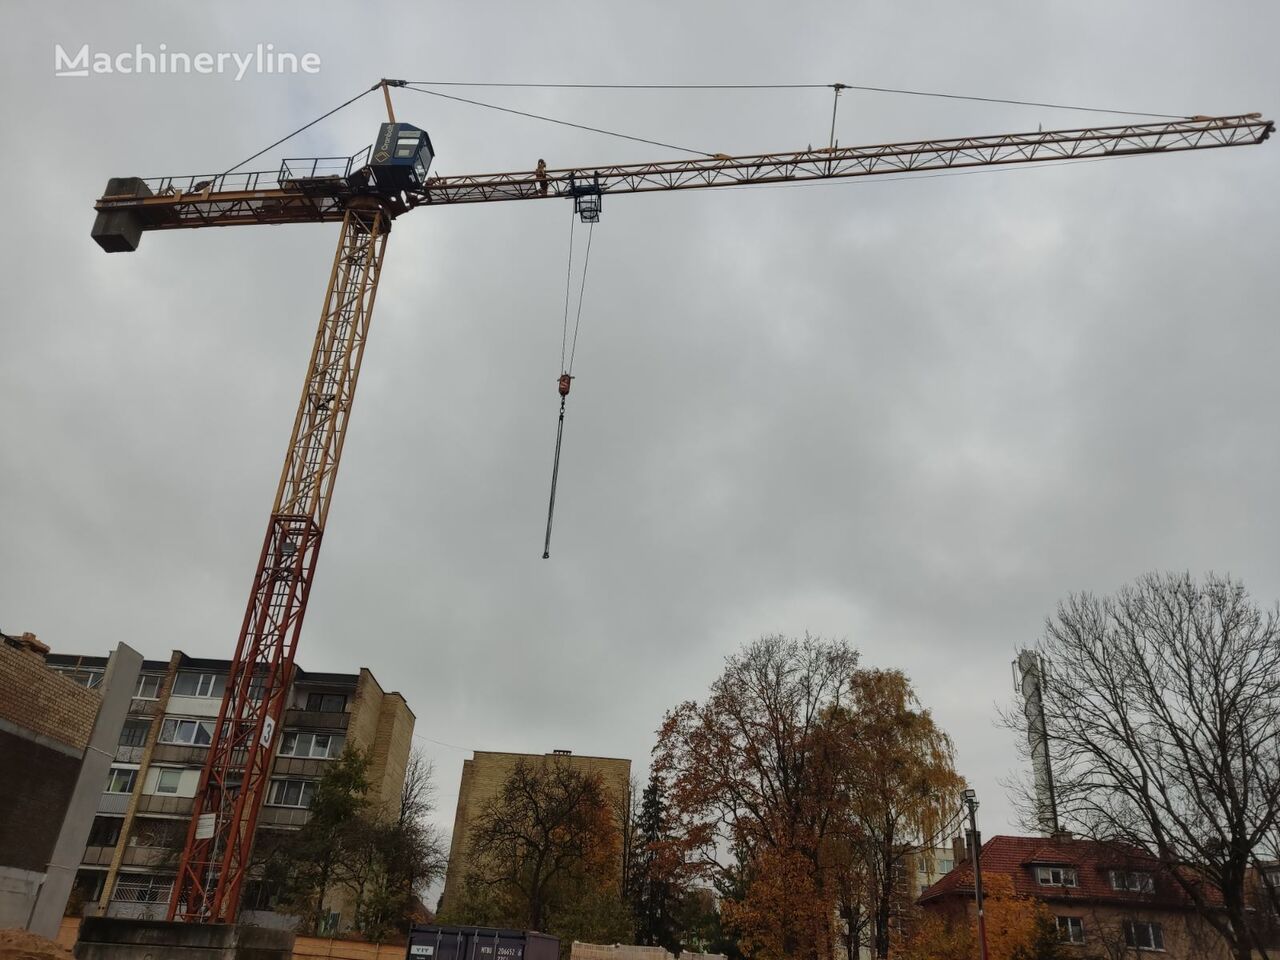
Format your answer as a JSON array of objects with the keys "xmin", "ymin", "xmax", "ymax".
[{"xmin": 91, "ymin": 114, "xmax": 1272, "ymax": 252}]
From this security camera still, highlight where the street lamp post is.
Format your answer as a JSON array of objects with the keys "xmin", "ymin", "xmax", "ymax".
[{"xmin": 964, "ymin": 788, "xmax": 990, "ymax": 960}]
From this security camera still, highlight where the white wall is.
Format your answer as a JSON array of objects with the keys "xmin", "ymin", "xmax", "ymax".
[{"xmin": 164, "ymin": 695, "xmax": 220, "ymax": 718}]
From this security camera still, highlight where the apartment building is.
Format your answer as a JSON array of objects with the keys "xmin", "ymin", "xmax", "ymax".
[
  {"xmin": 440, "ymin": 749, "xmax": 632, "ymax": 913},
  {"xmin": 919, "ymin": 833, "xmax": 1234, "ymax": 959},
  {"xmin": 907, "ymin": 842, "xmax": 956, "ymax": 901},
  {"xmin": 47, "ymin": 648, "xmax": 414, "ymax": 931}
]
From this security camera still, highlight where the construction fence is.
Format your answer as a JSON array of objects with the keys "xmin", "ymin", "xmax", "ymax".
[
  {"xmin": 570, "ymin": 943, "xmax": 727, "ymax": 960},
  {"xmin": 55, "ymin": 918, "xmax": 404, "ymax": 960},
  {"xmin": 54, "ymin": 920, "xmax": 727, "ymax": 960}
]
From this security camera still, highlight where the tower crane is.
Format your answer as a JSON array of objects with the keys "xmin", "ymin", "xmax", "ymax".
[{"xmin": 89, "ymin": 79, "xmax": 1272, "ymax": 925}]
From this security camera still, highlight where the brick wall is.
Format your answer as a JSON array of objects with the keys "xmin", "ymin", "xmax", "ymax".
[
  {"xmin": 0, "ymin": 643, "xmax": 100, "ymax": 750},
  {"xmin": 347, "ymin": 669, "xmax": 384, "ymax": 757},
  {"xmin": 0, "ymin": 730, "xmax": 82, "ymax": 871},
  {"xmin": 367, "ymin": 693, "xmax": 414, "ymax": 813},
  {"xmin": 441, "ymin": 751, "xmax": 631, "ymax": 910}
]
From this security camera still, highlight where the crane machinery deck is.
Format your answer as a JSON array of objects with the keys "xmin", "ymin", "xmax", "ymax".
[{"xmin": 88, "ymin": 80, "xmax": 1272, "ymax": 924}]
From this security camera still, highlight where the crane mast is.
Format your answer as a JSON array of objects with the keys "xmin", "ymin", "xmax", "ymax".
[
  {"xmin": 168, "ymin": 202, "xmax": 388, "ymax": 921},
  {"xmin": 88, "ymin": 100, "xmax": 1271, "ymax": 924}
]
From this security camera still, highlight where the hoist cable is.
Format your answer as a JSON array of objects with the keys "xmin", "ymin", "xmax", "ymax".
[
  {"xmin": 542, "ymin": 398, "xmax": 567, "ymax": 560},
  {"xmin": 223, "ymin": 83, "xmax": 380, "ymax": 175},
  {"xmin": 567, "ymin": 222, "xmax": 594, "ymax": 376},
  {"xmin": 400, "ymin": 84, "xmax": 714, "ymax": 156},
  {"xmin": 546, "ymin": 215, "xmax": 597, "ymax": 558},
  {"xmin": 399, "ymin": 79, "xmax": 1186, "ymax": 119},
  {"xmin": 560, "ymin": 212, "xmax": 576, "ymax": 373}
]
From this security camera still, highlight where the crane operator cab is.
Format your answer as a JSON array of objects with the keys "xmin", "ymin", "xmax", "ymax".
[{"xmin": 369, "ymin": 122, "xmax": 434, "ymax": 193}]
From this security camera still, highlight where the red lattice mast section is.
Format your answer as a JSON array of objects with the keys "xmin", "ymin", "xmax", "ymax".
[{"xmin": 169, "ymin": 202, "xmax": 389, "ymax": 922}]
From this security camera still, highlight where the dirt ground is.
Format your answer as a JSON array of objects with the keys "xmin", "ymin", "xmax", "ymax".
[{"xmin": 0, "ymin": 929, "xmax": 75, "ymax": 960}]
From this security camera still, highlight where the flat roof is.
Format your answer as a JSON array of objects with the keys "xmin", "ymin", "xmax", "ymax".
[{"xmin": 45, "ymin": 650, "xmax": 362, "ymax": 686}]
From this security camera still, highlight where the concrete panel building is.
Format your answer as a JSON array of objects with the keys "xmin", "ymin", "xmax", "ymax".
[
  {"xmin": 440, "ymin": 749, "xmax": 631, "ymax": 913},
  {"xmin": 44, "ymin": 646, "xmax": 415, "ymax": 933}
]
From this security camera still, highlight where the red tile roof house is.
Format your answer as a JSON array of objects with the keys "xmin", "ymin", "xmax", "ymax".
[{"xmin": 917, "ymin": 834, "xmax": 1233, "ymax": 959}]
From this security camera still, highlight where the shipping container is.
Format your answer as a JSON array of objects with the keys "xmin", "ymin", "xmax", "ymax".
[{"xmin": 406, "ymin": 924, "xmax": 559, "ymax": 960}]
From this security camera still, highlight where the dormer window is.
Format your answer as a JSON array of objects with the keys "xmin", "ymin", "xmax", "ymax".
[
  {"xmin": 1036, "ymin": 866, "xmax": 1078, "ymax": 887},
  {"xmin": 1110, "ymin": 870, "xmax": 1155, "ymax": 893}
]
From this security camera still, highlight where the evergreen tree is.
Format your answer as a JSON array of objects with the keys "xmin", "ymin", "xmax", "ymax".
[{"xmin": 630, "ymin": 771, "xmax": 680, "ymax": 950}]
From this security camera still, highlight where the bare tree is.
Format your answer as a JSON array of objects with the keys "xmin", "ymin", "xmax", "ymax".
[
  {"xmin": 1021, "ymin": 572, "xmax": 1280, "ymax": 960},
  {"xmin": 401, "ymin": 749, "xmax": 438, "ymax": 826},
  {"xmin": 465, "ymin": 757, "xmax": 620, "ymax": 932}
]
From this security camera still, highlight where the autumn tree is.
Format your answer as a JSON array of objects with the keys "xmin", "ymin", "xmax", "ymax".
[
  {"xmin": 830, "ymin": 669, "xmax": 965, "ymax": 958},
  {"xmin": 1018, "ymin": 573, "xmax": 1280, "ymax": 960},
  {"xmin": 453, "ymin": 757, "xmax": 625, "ymax": 938},
  {"xmin": 900, "ymin": 876, "xmax": 1066, "ymax": 960},
  {"xmin": 654, "ymin": 635, "xmax": 860, "ymax": 960}
]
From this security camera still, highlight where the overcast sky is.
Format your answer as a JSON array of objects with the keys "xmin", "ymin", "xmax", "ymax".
[{"xmin": 2, "ymin": 1, "xmax": 1278, "ymax": 853}]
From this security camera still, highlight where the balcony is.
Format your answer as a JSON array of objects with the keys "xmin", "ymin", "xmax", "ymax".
[
  {"xmin": 115, "ymin": 745, "xmax": 145, "ymax": 764},
  {"xmin": 284, "ymin": 709, "xmax": 348, "ymax": 731},
  {"xmin": 108, "ymin": 878, "xmax": 175, "ymax": 920},
  {"xmin": 97, "ymin": 793, "xmax": 130, "ymax": 815},
  {"xmin": 151, "ymin": 743, "xmax": 208, "ymax": 765},
  {"xmin": 135, "ymin": 794, "xmax": 193, "ymax": 817},
  {"xmin": 128, "ymin": 698, "xmax": 160, "ymax": 717},
  {"xmin": 257, "ymin": 805, "xmax": 312, "ymax": 828},
  {"xmin": 82, "ymin": 845, "xmax": 117, "ymax": 867},
  {"xmin": 121, "ymin": 845, "xmax": 174, "ymax": 868},
  {"xmin": 270, "ymin": 756, "xmax": 328, "ymax": 778}
]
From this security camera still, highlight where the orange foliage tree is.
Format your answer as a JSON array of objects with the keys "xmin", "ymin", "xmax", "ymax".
[
  {"xmin": 830, "ymin": 669, "xmax": 965, "ymax": 958},
  {"xmin": 654, "ymin": 636, "xmax": 858, "ymax": 960},
  {"xmin": 900, "ymin": 875, "xmax": 1067, "ymax": 960},
  {"xmin": 654, "ymin": 637, "xmax": 965, "ymax": 960}
]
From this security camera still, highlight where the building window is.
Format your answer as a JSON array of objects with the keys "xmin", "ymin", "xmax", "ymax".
[
  {"xmin": 305, "ymin": 692, "xmax": 347, "ymax": 713},
  {"xmin": 118, "ymin": 719, "xmax": 150, "ymax": 748},
  {"xmin": 267, "ymin": 778, "xmax": 316, "ymax": 808},
  {"xmin": 172, "ymin": 672, "xmax": 225, "ymax": 698},
  {"xmin": 88, "ymin": 816, "xmax": 122, "ymax": 847},
  {"xmin": 1110, "ymin": 870, "xmax": 1155, "ymax": 893},
  {"xmin": 247, "ymin": 675, "xmax": 267, "ymax": 702},
  {"xmin": 104, "ymin": 767, "xmax": 137, "ymax": 794},
  {"xmin": 56, "ymin": 667, "xmax": 104, "ymax": 688},
  {"xmin": 160, "ymin": 717, "xmax": 214, "ymax": 746},
  {"xmin": 279, "ymin": 731, "xmax": 342, "ymax": 759},
  {"xmin": 155, "ymin": 768, "xmax": 183, "ymax": 795},
  {"xmin": 1036, "ymin": 866, "xmax": 1078, "ymax": 887},
  {"xmin": 1056, "ymin": 916, "xmax": 1085, "ymax": 944},
  {"xmin": 1123, "ymin": 921, "xmax": 1164, "ymax": 951},
  {"xmin": 134, "ymin": 674, "xmax": 162, "ymax": 699}
]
